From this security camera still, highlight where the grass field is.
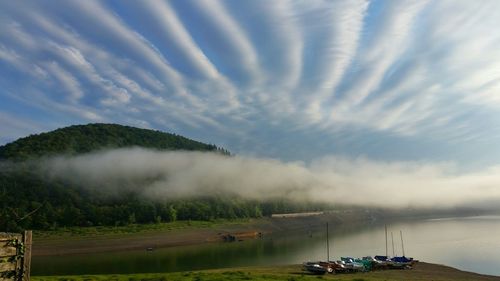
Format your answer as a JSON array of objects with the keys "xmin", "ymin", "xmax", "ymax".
[
  {"xmin": 34, "ymin": 219, "xmax": 254, "ymax": 240},
  {"xmin": 32, "ymin": 263, "xmax": 500, "ymax": 281}
]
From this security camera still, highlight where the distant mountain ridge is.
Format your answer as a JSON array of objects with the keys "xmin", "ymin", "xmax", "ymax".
[{"xmin": 0, "ymin": 123, "xmax": 228, "ymax": 160}]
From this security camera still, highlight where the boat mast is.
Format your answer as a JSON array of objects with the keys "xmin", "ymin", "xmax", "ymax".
[
  {"xmin": 385, "ymin": 225, "xmax": 388, "ymax": 257},
  {"xmin": 391, "ymin": 232, "xmax": 395, "ymax": 257},
  {"xmin": 326, "ymin": 222, "xmax": 330, "ymax": 261},
  {"xmin": 400, "ymin": 230, "xmax": 405, "ymax": 257}
]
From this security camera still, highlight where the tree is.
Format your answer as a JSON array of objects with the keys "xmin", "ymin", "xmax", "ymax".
[
  {"xmin": 128, "ymin": 213, "xmax": 136, "ymax": 225},
  {"xmin": 167, "ymin": 205, "xmax": 177, "ymax": 222}
]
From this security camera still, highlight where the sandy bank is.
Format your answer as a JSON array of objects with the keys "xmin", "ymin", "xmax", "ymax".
[{"xmin": 33, "ymin": 210, "xmax": 378, "ymax": 256}]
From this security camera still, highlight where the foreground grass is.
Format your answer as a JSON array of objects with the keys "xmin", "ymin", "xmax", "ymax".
[
  {"xmin": 34, "ymin": 271, "xmax": 320, "ymax": 281},
  {"xmin": 31, "ymin": 263, "xmax": 500, "ymax": 281},
  {"xmin": 34, "ymin": 219, "xmax": 254, "ymax": 240}
]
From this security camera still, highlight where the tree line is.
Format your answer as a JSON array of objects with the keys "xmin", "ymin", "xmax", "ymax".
[
  {"xmin": 0, "ymin": 166, "xmax": 327, "ymax": 232},
  {"xmin": 0, "ymin": 123, "xmax": 326, "ymax": 232}
]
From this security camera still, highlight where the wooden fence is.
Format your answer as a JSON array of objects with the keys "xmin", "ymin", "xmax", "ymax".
[{"xmin": 0, "ymin": 231, "xmax": 31, "ymax": 281}]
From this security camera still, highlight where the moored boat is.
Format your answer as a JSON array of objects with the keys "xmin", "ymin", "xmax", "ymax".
[
  {"xmin": 303, "ymin": 262, "xmax": 327, "ymax": 275},
  {"xmin": 390, "ymin": 256, "xmax": 416, "ymax": 269},
  {"xmin": 340, "ymin": 257, "xmax": 365, "ymax": 272}
]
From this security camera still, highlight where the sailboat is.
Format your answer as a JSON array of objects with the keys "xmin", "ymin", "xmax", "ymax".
[
  {"xmin": 303, "ymin": 223, "xmax": 330, "ymax": 274},
  {"xmin": 303, "ymin": 223, "xmax": 346, "ymax": 274},
  {"xmin": 389, "ymin": 230, "xmax": 416, "ymax": 268},
  {"xmin": 373, "ymin": 225, "xmax": 392, "ymax": 268}
]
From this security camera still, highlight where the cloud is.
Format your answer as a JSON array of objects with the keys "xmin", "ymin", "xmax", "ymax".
[
  {"xmin": 45, "ymin": 61, "xmax": 84, "ymax": 102},
  {"xmin": 329, "ymin": 0, "xmax": 429, "ymax": 122},
  {"xmin": 139, "ymin": 1, "xmax": 219, "ymax": 80},
  {"xmin": 303, "ymin": 0, "xmax": 369, "ymax": 123},
  {"xmin": 2, "ymin": 0, "xmax": 500, "ymax": 166},
  {"xmin": 185, "ymin": 0, "xmax": 262, "ymax": 86},
  {"xmin": 36, "ymin": 148, "xmax": 500, "ymax": 209}
]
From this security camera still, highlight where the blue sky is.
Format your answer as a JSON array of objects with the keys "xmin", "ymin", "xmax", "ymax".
[{"xmin": 1, "ymin": 0, "xmax": 500, "ymax": 169}]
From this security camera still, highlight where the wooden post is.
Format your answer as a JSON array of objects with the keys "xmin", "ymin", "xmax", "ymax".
[{"xmin": 22, "ymin": 231, "xmax": 31, "ymax": 281}]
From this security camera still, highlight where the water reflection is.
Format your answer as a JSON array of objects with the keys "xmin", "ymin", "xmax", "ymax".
[{"xmin": 32, "ymin": 216, "xmax": 500, "ymax": 276}]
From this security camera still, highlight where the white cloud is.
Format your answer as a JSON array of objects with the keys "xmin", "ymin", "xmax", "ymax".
[
  {"xmin": 335, "ymin": 0, "xmax": 428, "ymax": 108},
  {"xmin": 45, "ymin": 61, "xmax": 84, "ymax": 101},
  {"xmin": 2, "ymin": 0, "xmax": 500, "ymax": 164},
  {"xmin": 38, "ymin": 148, "xmax": 500, "ymax": 209},
  {"xmin": 193, "ymin": 0, "xmax": 262, "ymax": 86},
  {"xmin": 302, "ymin": 0, "xmax": 369, "ymax": 123},
  {"xmin": 141, "ymin": 1, "xmax": 218, "ymax": 80}
]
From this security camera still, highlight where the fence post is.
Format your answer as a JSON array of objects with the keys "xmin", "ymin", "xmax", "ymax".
[{"xmin": 22, "ymin": 231, "xmax": 31, "ymax": 281}]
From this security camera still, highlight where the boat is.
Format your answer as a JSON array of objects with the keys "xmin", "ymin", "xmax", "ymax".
[
  {"xmin": 362, "ymin": 256, "xmax": 383, "ymax": 270},
  {"xmin": 374, "ymin": 255, "xmax": 390, "ymax": 262},
  {"xmin": 390, "ymin": 256, "xmax": 415, "ymax": 268},
  {"xmin": 303, "ymin": 223, "xmax": 334, "ymax": 274},
  {"xmin": 373, "ymin": 255, "xmax": 391, "ymax": 269},
  {"xmin": 355, "ymin": 257, "xmax": 374, "ymax": 271},
  {"xmin": 389, "ymin": 230, "xmax": 417, "ymax": 268},
  {"xmin": 303, "ymin": 262, "xmax": 327, "ymax": 275},
  {"xmin": 319, "ymin": 261, "xmax": 347, "ymax": 273},
  {"xmin": 340, "ymin": 257, "xmax": 365, "ymax": 272}
]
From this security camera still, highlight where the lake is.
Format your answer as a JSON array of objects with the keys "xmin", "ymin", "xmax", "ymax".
[{"xmin": 32, "ymin": 215, "xmax": 500, "ymax": 276}]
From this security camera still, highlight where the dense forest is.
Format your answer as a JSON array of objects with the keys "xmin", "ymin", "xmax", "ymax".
[
  {"xmin": 0, "ymin": 123, "xmax": 229, "ymax": 160},
  {"xmin": 0, "ymin": 124, "xmax": 326, "ymax": 232}
]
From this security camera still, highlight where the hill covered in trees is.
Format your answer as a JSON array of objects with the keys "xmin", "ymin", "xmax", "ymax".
[
  {"xmin": 0, "ymin": 123, "xmax": 228, "ymax": 160},
  {"xmin": 0, "ymin": 124, "xmax": 324, "ymax": 232}
]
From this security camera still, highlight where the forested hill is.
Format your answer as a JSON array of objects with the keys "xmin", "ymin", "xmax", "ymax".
[
  {"xmin": 0, "ymin": 123, "xmax": 228, "ymax": 160},
  {"xmin": 0, "ymin": 124, "xmax": 324, "ymax": 232}
]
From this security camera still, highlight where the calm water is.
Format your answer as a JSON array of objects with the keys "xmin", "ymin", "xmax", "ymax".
[{"xmin": 32, "ymin": 215, "xmax": 500, "ymax": 276}]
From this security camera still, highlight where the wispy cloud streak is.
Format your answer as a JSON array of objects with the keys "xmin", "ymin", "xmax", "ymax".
[{"xmin": 2, "ymin": 0, "xmax": 500, "ymax": 166}]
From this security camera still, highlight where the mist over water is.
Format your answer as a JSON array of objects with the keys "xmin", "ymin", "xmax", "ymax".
[{"xmin": 26, "ymin": 147, "xmax": 500, "ymax": 209}]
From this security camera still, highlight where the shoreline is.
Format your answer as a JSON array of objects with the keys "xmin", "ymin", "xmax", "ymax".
[
  {"xmin": 32, "ymin": 209, "xmax": 492, "ymax": 256},
  {"xmin": 33, "ymin": 210, "xmax": 386, "ymax": 256},
  {"xmin": 30, "ymin": 212, "xmax": 500, "ymax": 279},
  {"xmin": 31, "ymin": 262, "xmax": 500, "ymax": 280}
]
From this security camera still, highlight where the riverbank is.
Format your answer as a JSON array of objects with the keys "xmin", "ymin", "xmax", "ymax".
[
  {"xmin": 32, "ymin": 262, "xmax": 500, "ymax": 281},
  {"xmin": 33, "ymin": 209, "xmax": 491, "ymax": 257},
  {"xmin": 33, "ymin": 210, "xmax": 380, "ymax": 256}
]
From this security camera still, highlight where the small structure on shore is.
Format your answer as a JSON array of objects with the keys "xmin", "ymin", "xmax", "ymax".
[
  {"xmin": 271, "ymin": 212, "xmax": 323, "ymax": 218},
  {"xmin": 220, "ymin": 231, "xmax": 262, "ymax": 242}
]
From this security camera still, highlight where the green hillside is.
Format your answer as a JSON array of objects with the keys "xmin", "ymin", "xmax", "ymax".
[
  {"xmin": 0, "ymin": 124, "xmax": 321, "ymax": 232},
  {"xmin": 0, "ymin": 123, "xmax": 227, "ymax": 160}
]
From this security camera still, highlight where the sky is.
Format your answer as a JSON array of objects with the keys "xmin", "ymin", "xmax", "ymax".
[{"xmin": 1, "ymin": 0, "xmax": 500, "ymax": 169}]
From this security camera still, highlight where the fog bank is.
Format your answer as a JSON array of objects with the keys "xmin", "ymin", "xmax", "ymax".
[{"xmin": 35, "ymin": 148, "xmax": 500, "ymax": 209}]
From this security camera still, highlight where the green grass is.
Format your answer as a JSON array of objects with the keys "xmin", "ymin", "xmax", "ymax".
[
  {"xmin": 34, "ymin": 218, "xmax": 254, "ymax": 240},
  {"xmin": 32, "ymin": 265, "xmax": 367, "ymax": 281},
  {"xmin": 31, "ymin": 263, "xmax": 498, "ymax": 281},
  {"xmin": 32, "ymin": 271, "xmax": 370, "ymax": 281}
]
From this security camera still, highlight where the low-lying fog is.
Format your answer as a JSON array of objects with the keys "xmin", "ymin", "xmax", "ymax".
[{"xmin": 19, "ymin": 148, "xmax": 500, "ymax": 209}]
